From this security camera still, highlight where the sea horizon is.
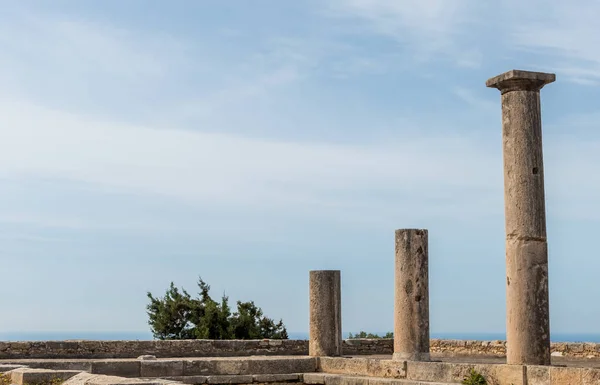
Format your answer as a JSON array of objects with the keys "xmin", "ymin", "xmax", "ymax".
[{"xmin": 1, "ymin": 331, "xmax": 599, "ymax": 343}]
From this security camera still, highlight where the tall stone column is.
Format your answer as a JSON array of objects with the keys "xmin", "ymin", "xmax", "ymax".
[
  {"xmin": 309, "ymin": 270, "xmax": 342, "ymax": 357},
  {"xmin": 486, "ymin": 70, "xmax": 555, "ymax": 366},
  {"xmin": 393, "ymin": 229, "xmax": 430, "ymax": 361}
]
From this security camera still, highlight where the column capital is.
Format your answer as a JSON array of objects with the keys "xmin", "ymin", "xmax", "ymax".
[{"xmin": 486, "ymin": 69, "xmax": 555, "ymax": 94}]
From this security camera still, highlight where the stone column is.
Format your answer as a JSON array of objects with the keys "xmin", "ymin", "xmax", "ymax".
[
  {"xmin": 393, "ymin": 229, "xmax": 430, "ymax": 361},
  {"xmin": 486, "ymin": 69, "xmax": 555, "ymax": 366},
  {"xmin": 309, "ymin": 270, "xmax": 342, "ymax": 356}
]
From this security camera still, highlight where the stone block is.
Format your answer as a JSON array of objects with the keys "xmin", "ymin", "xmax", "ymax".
[
  {"xmin": 550, "ymin": 366, "xmax": 583, "ymax": 385},
  {"xmin": 9, "ymin": 368, "xmax": 81, "ymax": 385},
  {"xmin": 406, "ymin": 361, "xmax": 524, "ymax": 384},
  {"xmin": 185, "ymin": 358, "xmax": 310, "ymax": 376},
  {"xmin": 160, "ymin": 376, "xmax": 208, "ymax": 384},
  {"xmin": 526, "ymin": 365, "xmax": 550, "ymax": 385},
  {"xmin": 214, "ymin": 360, "xmax": 249, "ymax": 375},
  {"xmin": 583, "ymin": 368, "xmax": 600, "ymax": 385},
  {"xmin": 63, "ymin": 373, "xmax": 104, "ymax": 385},
  {"xmin": 246, "ymin": 358, "xmax": 315, "ymax": 375},
  {"xmin": 324, "ymin": 375, "xmax": 368, "ymax": 385},
  {"xmin": 303, "ymin": 373, "xmax": 326, "ymax": 384},
  {"xmin": 66, "ymin": 374, "xmax": 177, "ymax": 385},
  {"xmin": 405, "ymin": 361, "xmax": 451, "ymax": 382},
  {"xmin": 183, "ymin": 361, "xmax": 217, "ymax": 376},
  {"xmin": 0, "ymin": 364, "xmax": 26, "ymax": 373},
  {"xmin": 252, "ymin": 374, "xmax": 299, "ymax": 382},
  {"xmin": 569, "ymin": 343, "xmax": 585, "ymax": 353},
  {"xmin": 365, "ymin": 379, "xmax": 393, "ymax": 385},
  {"xmin": 255, "ymin": 383, "xmax": 299, "ymax": 385},
  {"xmin": 368, "ymin": 379, "xmax": 418, "ymax": 385},
  {"xmin": 30, "ymin": 362, "xmax": 92, "ymax": 372},
  {"xmin": 205, "ymin": 375, "xmax": 253, "ymax": 384},
  {"xmin": 365, "ymin": 360, "xmax": 405, "ymax": 378},
  {"xmin": 70, "ymin": 374, "xmax": 122, "ymax": 385},
  {"xmin": 473, "ymin": 364, "xmax": 526, "ymax": 385},
  {"xmin": 91, "ymin": 360, "xmax": 141, "ymax": 378},
  {"xmin": 87, "ymin": 376, "xmax": 173, "ymax": 385},
  {"xmin": 318, "ymin": 358, "xmax": 368, "ymax": 376},
  {"xmin": 141, "ymin": 360, "xmax": 184, "ymax": 377},
  {"xmin": 408, "ymin": 361, "xmax": 486, "ymax": 383}
]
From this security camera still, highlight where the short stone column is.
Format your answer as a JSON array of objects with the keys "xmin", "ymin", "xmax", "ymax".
[
  {"xmin": 393, "ymin": 229, "xmax": 430, "ymax": 361},
  {"xmin": 486, "ymin": 69, "xmax": 555, "ymax": 366},
  {"xmin": 309, "ymin": 270, "xmax": 342, "ymax": 356}
]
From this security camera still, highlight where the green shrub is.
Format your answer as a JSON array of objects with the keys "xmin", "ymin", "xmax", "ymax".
[{"xmin": 462, "ymin": 369, "xmax": 487, "ymax": 385}]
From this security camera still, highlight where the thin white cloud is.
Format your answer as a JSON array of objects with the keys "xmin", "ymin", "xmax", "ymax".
[
  {"xmin": 508, "ymin": 0, "xmax": 600, "ymax": 84},
  {"xmin": 0, "ymin": 5, "xmax": 189, "ymax": 116},
  {"xmin": 453, "ymin": 87, "xmax": 496, "ymax": 112},
  {"xmin": 0, "ymin": 9, "xmax": 183, "ymax": 77},
  {"xmin": 0, "ymin": 94, "xmax": 500, "ymax": 223},
  {"xmin": 326, "ymin": 0, "xmax": 483, "ymax": 67},
  {"xmin": 0, "ymin": 2, "xmax": 598, "ymax": 232}
]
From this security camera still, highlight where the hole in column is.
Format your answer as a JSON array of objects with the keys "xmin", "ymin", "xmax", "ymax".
[{"xmin": 532, "ymin": 167, "xmax": 539, "ymax": 174}]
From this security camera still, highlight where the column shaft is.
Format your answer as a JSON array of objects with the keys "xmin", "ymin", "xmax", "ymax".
[
  {"xmin": 487, "ymin": 70, "xmax": 555, "ymax": 366},
  {"xmin": 393, "ymin": 229, "xmax": 430, "ymax": 361},
  {"xmin": 502, "ymin": 90, "xmax": 550, "ymax": 365},
  {"xmin": 309, "ymin": 270, "xmax": 342, "ymax": 357}
]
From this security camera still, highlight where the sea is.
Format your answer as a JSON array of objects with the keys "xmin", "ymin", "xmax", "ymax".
[{"xmin": 1, "ymin": 331, "xmax": 599, "ymax": 343}]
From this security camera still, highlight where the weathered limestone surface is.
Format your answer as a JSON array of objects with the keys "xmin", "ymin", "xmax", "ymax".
[
  {"xmin": 63, "ymin": 372, "xmax": 180, "ymax": 385},
  {"xmin": 92, "ymin": 360, "xmax": 141, "ymax": 378},
  {"xmin": 341, "ymin": 339, "xmax": 393, "ymax": 356},
  {"xmin": 140, "ymin": 360, "xmax": 184, "ymax": 378},
  {"xmin": 487, "ymin": 69, "xmax": 555, "ymax": 366},
  {"xmin": 5, "ymin": 357, "xmax": 600, "ymax": 385},
  {"xmin": 393, "ymin": 229, "xmax": 429, "ymax": 362},
  {"xmin": 1, "ymin": 339, "xmax": 600, "ymax": 360},
  {"xmin": 309, "ymin": 271, "xmax": 342, "ymax": 357},
  {"xmin": 321, "ymin": 358, "xmax": 600, "ymax": 385},
  {"xmin": 317, "ymin": 357, "xmax": 405, "ymax": 378},
  {"xmin": 0, "ymin": 340, "xmax": 309, "ymax": 359},
  {"xmin": 0, "ymin": 364, "xmax": 26, "ymax": 372},
  {"xmin": 7, "ymin": 368, "xmax": 82, "ymax": 385},
  {"xmin": 162, "ymin": 374, "xmax": 302, "ymax": 385}
]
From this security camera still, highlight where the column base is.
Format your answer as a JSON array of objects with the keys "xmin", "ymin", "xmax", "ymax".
[{"xmin": 392, "ymin": 352, "xmax": 430, "ymax": 361}]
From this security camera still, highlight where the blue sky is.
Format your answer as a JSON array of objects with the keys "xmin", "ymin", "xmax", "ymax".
[{"xmin": 1, "ymin": 0, "xmax": 600, "ymax": 337}]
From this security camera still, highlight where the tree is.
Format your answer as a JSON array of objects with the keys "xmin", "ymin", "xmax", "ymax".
[
  {"xmin": 230, "ymin": 301, "xmax": 289, "ymax": 340},
  {"xmin": 146, "ymin": 282, "xmax": 196, "ymax": 340},
  {"xmin": 146, "ymin": 277, "xmax": 288, "ymax": 340},
  {"xmin": 348, "ymin": 331, "xmax": 393, "ymax": 339}
]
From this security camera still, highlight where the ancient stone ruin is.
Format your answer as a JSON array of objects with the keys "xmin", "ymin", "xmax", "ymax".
[{"xmin": 2, "ymin": 70, "xmax": 599, "ymax": 384}]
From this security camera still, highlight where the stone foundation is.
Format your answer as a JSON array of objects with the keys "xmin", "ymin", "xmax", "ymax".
[
  {"xmin": 1, "ymin": 339, "xmax": 599, "ymax": 360},
  {"xmin": 6, "ymin": 356, "xmax": 600, "ymax": 385}
]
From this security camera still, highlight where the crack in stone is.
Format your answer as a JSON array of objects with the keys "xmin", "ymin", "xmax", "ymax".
[{"xmin": 506, "ymin": 234, "xmax": 546, "ymax": 242}]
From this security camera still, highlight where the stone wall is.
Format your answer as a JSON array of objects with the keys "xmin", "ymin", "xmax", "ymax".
[
  {"xmin": 0, "ymin": 339, "xmax": 598, "ymax": 359},
  {"xmin": 344, "ymin": 338, "xmax": 600, "ymax": 358},
  {"xmin": 0, "ymin": 340, "xmax": 308, "ymax": 359},
  {"xmin": 431, "ymin": 339, "xmax": 600, "ymax": 358},
  {"xmin": 342, "ymin": 339, "xmax": 393, "ymax": 355}
]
